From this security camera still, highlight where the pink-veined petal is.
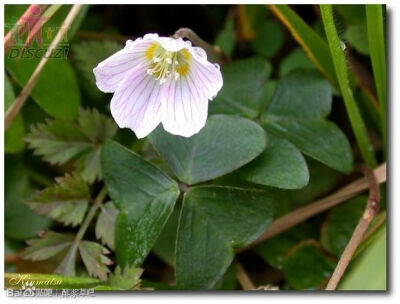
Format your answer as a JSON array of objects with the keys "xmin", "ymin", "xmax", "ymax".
[
  {"xmin": 161, "ymin": 75, "xmax": 208, "ymax": 137},
  {"xmin": 110, "ymin": 65, "xmax": 162, "ymax": 138},
  {"xmin": 93, "ymin": 38, "xmax": 153, "ymax": 93},
  {"xmin": 190, "ymin": 57, "xmax": 223, "ymax": 100}
]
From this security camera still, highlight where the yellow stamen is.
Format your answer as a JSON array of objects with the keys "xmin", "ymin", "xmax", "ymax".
[
  {"xmin": 144, "ymin": 43, "xmax": 192, "ymax": 84},
  {"xmin": 145, "ymin": 43, "xmax": 157, "ymax": 60}
]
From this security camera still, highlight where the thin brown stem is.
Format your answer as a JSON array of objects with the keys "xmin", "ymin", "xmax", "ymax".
[
  {"xmin": 325, "ymin": 166, "xmax": 381, "ymax": 290},
  {"xmin": 173, "ymin": 27, "xmax": 228, "ymax": 65},
  {"xmin": 5, "ymin": 4, "xmax": 83, "ymax": 130},
  {"xmin": 5, "ymin": 254, "xmax": 21, "ymax": 264},
  {"xmin": 362, "ymin": 211, "xmax": 386, "ymax": 242},
  {"xmin": 236, "ymin": 262, "xmax": 255, "ymax": 290},
  {"xmin": 238, "ymin": 163, "xmax": 386, "ymax": 253},
  {"xmin": 4, "ymin": 5, "xmax": 50, "ymax": 54}
]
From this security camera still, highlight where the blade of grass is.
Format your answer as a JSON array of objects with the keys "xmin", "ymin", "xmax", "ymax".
[
  {"xmin": 321, "ymin": 5, "xmax": 377, "ymax": 168},
  {"xmin": 4, "ymin": 4, "xmax": 83, "ymax": 130},
  {"xmin": 366, "ymin": 5, "xmax": 386, "ymax": 154},
  {"xmin": 269, "ymin": 4, "xmax": 337, "ymax": 84},
  {"xmin": 269, "ymin": 4, "xmax": 379, "ymax": 112}
]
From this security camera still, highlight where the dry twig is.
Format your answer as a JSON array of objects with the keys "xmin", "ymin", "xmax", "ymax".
[
  {"xmin": 238, "ymin": 163, "xmax": 386, "ymax": 253},
  {"xmin": 173, "ymin": 27, "xmax": 229, "ymax": 65},
  {"xmin": 236, "ymin": 262, "xmax": 256, "ymax": 290},
  {"xmin": 5, "ymin": 4, "xmax": 83, "ymax": 130},
  {"xmin": 325, "ymin": 166, "xmax": 381, "ymax": 290},
  {"xmin": 4, "ymin": 5, "xmax": 49, "ymax": 54}
]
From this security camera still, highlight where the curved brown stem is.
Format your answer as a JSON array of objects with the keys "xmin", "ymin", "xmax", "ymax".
[
  {"xmin": 325, "ymin": 166, "xmax": 381, "ymax": 290},
  {"xmin": 238, "ymin": 163, "xmax": 386, "ymax": 253},
  {"xmin": 173, "ymin": 27, "xmax": 229, "ymax": 65},
  {"xmin": 5, "ymin": 4, "xmax": 83, "ymax": 130}
]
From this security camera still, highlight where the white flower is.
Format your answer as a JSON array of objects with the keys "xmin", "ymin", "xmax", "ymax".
[{"xmin": 93, "ymin": 33, "xmax": 223, "ymax": 138}]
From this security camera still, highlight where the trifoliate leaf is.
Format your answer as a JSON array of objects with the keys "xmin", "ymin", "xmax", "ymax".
[
  {"xmin": 108, "ymin": 265, "xmax": 143, "ymax": 290},
  {"xmin": 26, "ymin": 174, "xmax": 91, "ymax": 227},
  {"xmin": 96, "ymin": 202, "xmax": 119, "ymax": 250},
  {"xmin": 262, "ymin": 70, "xmax": 353, "ymax": 173},
  {"xmin": 22, "ymin": 231, "xmax": 74, "ymax": 261},
  {"xmin": 176, "ymin": 186, "xmax": 275, "ymax": 290},
  {"xmin": 79, "ymin": 241, "xmax": 112, "ymax": 281},
  {"xmin": 152, "ymin": 204, "xmax": 180, "ymax": 266},
  {"xmin": 239, "ymin": 134, "xmax": 309, "ymax": 189},
  {"xmin": 26, "ymin": 108, "xmax": 117, "ymax": 183},
  {"xmin": 149, "ymin": 114, "xmax": 267, "ymax": 185},
  {"xmin": 209, "ymin": 58, "xmax": 272, "ymax": 118},
  {"xmin": 102, "ymin": 141, "xmax": 180, "ymax": 268}
]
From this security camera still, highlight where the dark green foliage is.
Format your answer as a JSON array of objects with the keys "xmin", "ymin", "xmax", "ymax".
[
  {"xmin": 321, "ymin": 196, "xmax": 366, "ymax": 257},
  {"xmin": 209, "ymin": 57, "xmax": 271, "ymax": 118},
  {"xmin": 282, "ymin": 242, "xmax": 336, "ymax": 290},
  {"xmin": 215, "ymin": 19, "xmax": 236, "ymax": 57},
  {"xmin": 72, "ymin": 40, "xmax": 123, "ymax": 100},
  {"xmin": 4, "ymin": 4, "xmax": 385, "ymax": 291},
  {"xmin": 239, "ymin": 134, "xmax": 309, "ymax": 189},
  {"xmin": 5, "ymin": 158, "xmax": 51, "ymax": 241},
  {"xmin": 6, "ymin": 52, "xmax": 81, "ymax": 120},
  {"xmin": 26, "ymin": 108, "xmax": 117, "ymax": 183},
  {"xmin": 251, "ymin": 20, "xmax": 284, "ymax": 58},
  {"xmin": 149, "ymin": 114, "xmax": 267, "ymax": 185},
  {"xmin": 176, "ymin": 186, "xmax": 275, "ymax": 289},
  {"xmin": 5, "ymin": 74, "xmax": 25, "ymax": 153},
  {"xmin": 102, "ymin": 141, "xmax": 180, "ymax": 268},
  {"xmin": 262, "ymin": 70, "xmax": 353, "ymax": 173},
  {"xmin": 26, "ymin": 174, "xmax": 91, "ymax": 226}
]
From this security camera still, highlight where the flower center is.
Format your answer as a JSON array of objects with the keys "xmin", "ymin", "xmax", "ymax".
[{"xmin": 145, "ymin": 43, "xmax": 191, "ymax": 84}]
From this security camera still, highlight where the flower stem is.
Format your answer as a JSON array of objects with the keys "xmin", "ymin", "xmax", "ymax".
[{"xmin": 320, "ymin": 5, "xmax": 378, "ymax": 168}]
